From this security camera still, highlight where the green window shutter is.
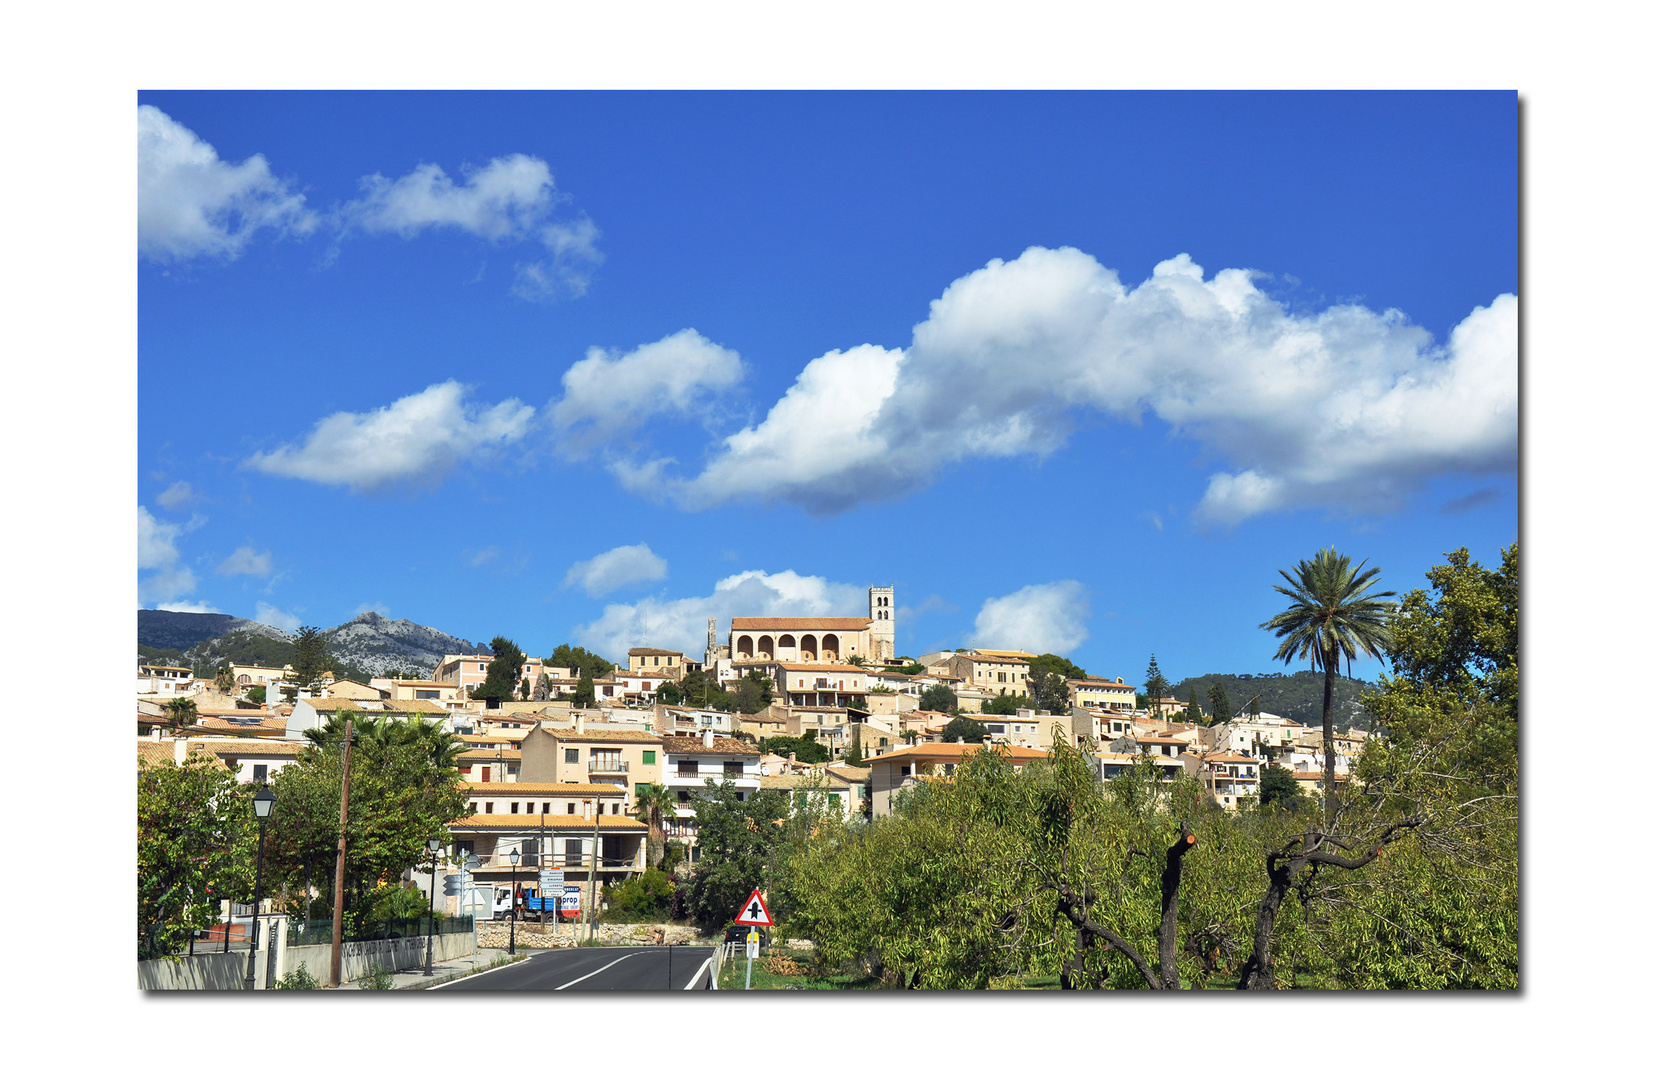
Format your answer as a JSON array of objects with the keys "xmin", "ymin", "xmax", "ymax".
[
  {"xmin": 635, "ymin": 782, "xmax": 648, "ymax": 797},
  {"xmin": 642, "ymin": 751, "xmax": 656, "ymax": 765},
  {"xmin": 829, "ymin": 793, "xmax": 841, "ymax": 807}
]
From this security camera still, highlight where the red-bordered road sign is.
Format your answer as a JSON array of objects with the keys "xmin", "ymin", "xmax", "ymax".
[{"xmin": 733, "ymin": 887, "xmax": 773, "ymax": 926}]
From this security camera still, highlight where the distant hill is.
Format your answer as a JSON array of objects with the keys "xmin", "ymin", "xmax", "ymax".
[
  {"xmin": 321, "ymin": 612, "xmax": 479, "ymax": 680},
  {"xmin": 136, "ymin": 609, "xmax": 481, "ymax": 682},
  {"xmin": 138, "ymin": 610, "xmax": 291, "ymax": 652},
  {"xmin": 1169, "ymin": 670, "xmax": 1379, "ymax": 731}
]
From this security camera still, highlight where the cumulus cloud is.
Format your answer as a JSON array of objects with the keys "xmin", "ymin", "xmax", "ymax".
[
  {"xmin": 551, "ymin": 330, "xmax": 745, "ymax": 459},
  {"xmin": 972, "ymin": 581, "xmax": 1091, "ymax": 654},
  {"xmin": 642, "ymin": 247, "xmax": 1516, "ymax": 523},
  {"xmin": 572, "ymin": 569, "xmax": 865, "ymax": 661},
  {"xmin": 216, "ymin": 546, "xmax": 272, "ymax": 577},
  {"xmin": 156, "ymin": 599, "xmax": 217, "ymax": 613},
  {"xmin": 254, "ymin": 602, "xmax": 301, "ymax": 633},
  {"xmin": 138, "ymin": 505, "xmax": 209, "ymax": 608},
  {"xmin": 156, "ymin": 480, "xmax": 197, "ymax": 510},
  {"xmin": 342, "ymin": 154, "xmax": 601, "ymax": 300},
  {"xmin": 563, "ymin": 543, "xmax": 669, "ymax": 597},
  {"xmin": 245, "ymin": 381, "xmax": 535, "ymax": 492},
  {"xmin": 137, "ymin": 105, "xmax": 315, "ymax": 262}
]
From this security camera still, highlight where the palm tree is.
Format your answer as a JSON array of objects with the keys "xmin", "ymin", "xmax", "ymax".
[
  {"xmin": 163, "ymin": 696, "xmax": 197, "ymax": 728},
  {"xmin": 1260, "ymin": 548, "xmax": 1396, "ymax": 823},
  {"xmin": 633, "ymin": 784, "xmax": 678, "ymax": 868}
]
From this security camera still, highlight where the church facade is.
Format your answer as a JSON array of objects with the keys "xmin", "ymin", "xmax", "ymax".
[{"xmin": 725, "ymin": 586, "xmax": 897, "ymax": 665}]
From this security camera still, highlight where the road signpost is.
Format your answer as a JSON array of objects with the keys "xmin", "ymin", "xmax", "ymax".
[
  {"xmin": 732, "ymin": 887, "xmax": 773, "ymax": 989},
  {"xmin": 539, "ymin": 868, "xmax": 564, "ymax": 926}
]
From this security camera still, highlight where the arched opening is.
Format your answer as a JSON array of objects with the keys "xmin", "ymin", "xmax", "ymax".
[
  {"xmin": 758, "ymin": 635, "xmax": 775, "ymax": 660},
  {"xmin": 822, "ymin": 633, "xmax": 840, "ymax": 661},
  {"xmin": 737, "ymin": 635, "xmax": 754, "ymax": 660},
  {"xmin": 778, "ymin": 634, "xmax": 796, "ymax": 660},
  {"xmin": 801, "ymin": 634, "xmax": 818, "ymax": 661}
]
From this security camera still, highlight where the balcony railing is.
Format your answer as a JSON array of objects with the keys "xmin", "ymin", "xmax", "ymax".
[
  {"xmin": 588, "ymin": 760, "xmax": 628, "ymax": 774},
  {"xmin": 468, "ymin": 852, "xmax": 645, "ymax": 872}
]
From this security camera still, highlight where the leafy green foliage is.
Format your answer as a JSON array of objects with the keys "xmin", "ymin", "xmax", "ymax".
[
  {"xmin": 572, "ymin": 672, "xmax": 596, "ymax": 708},
  {"xmin": 138, "ymin": 755, "xmax": 257, "ymax": 958},
  {"xmin": 983, "ymin": 692, "xmax": 1035, "ymax": 715},
  {"xmin": 940, "ymin": 715, "xmax": 989, "ymax": 743},
  {"xmin": 1207, "ymin": 682, "xmax": 1232, "ymax": 725},
  {"xmin": 1186, "ymin": 685, "xmax": 1203, "ymax": 723},
  {"xmin": 1257, "ymin": 764, "xmax": 1306, "ymax": 811},
  {"xmin": 1144, "ymin": 654, "xmax": 1170, "ymax": 704},
  {"xmin": 602, "ymin": 867, "xmax": 677, "ymax": 921},
  {"xmin": 1029, "ymin": 653, "xmax": 1087, "ymax": 680},
  {"xmin": 1028, "ymin": 669, "xmax": 1071, "ymax": 714},
  {"xmin": 845, "ymin": 726, "xmax": 864, "ymax": 766},
  {"xmin": 246, "ymin": 684, "xmax": 266, "ymax": 705},
  {"xmin": 918, "ymin": 683, "xmax": 957, "ymax": 713},
  {"xmin": 544, "ymin": 643, "xmax": 615, "ymax": 677},
  {"xmin": 729, "ymin": 671, "xmax": 774, "ymax": 714},
  {"xmin": 291, "ymin": 626, "xmax": 332, "ymax": 688},
  {"xmin": 266, "ymin": 711, "xmax": 467, "ymax": 935},
  {"xmin": 470, "ymin": 636, "xmax": 527, "ymax": 701},
  {"xmin": 683, "ymin": 780, "xmax": 793, "ymax": 932},
  {"xmin": 758, "ymin": 735, "xmax": 830, "ymax": 763},
  {"xmin": 884, "ymin": 662, "xmax": 925, "ymax": 675},
  {"xmin": 1168, "ymin": 669, "xmax": 1377, "ymax": 728},
  {"xmin": 275, "ymin": 961, "xmax": 320, "ymax": 990}
]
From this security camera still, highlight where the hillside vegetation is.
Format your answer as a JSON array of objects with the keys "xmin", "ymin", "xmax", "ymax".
[{"xmin": 1168, "ymin": 670, "xmax": 1377, "ymax": 730}]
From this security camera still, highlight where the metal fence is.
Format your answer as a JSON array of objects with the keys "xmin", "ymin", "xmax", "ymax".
[{"xmin": 285, "ymin": 914, "xmax": 474, "ymax": 947}]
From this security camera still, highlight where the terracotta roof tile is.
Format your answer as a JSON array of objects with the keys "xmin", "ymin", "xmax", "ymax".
[
  {"xmin": 451, "ymin": 814, "xmax": 645, "ymax": 830},
  {"xmin": 462, "ymin": 781, "xmax": 625, "ymax": 794},
  {"xmin": 730, "ymin": 617, "xmax": 871, "ymax": 631},
  {"xmin": 661, "ymin": 735, "xmax": 759, "ymax": 756}
]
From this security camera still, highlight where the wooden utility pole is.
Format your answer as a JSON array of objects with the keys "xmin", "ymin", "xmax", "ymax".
[
  {"xmin": 587, "ymin": 797, "xmax": 602, "ymax": 943},
  {"xmin": 327, "ymin": 716, "xmax": 355, "ymax": 988}
]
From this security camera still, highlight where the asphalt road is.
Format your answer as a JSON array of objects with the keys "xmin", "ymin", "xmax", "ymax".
[{"xmin": 431, "ymin": 946, "xmax": 716, "ymax": 992}]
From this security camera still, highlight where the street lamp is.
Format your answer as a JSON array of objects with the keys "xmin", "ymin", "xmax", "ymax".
[
  {"xmin": 507, "ymin": 847, "xmax": 520, "ymax": 956},
  {"xmin": 243, "ymin": 784, "xmax": 275, "ymax": 991},
  {"xmin": 423, "ymin": 838, "xmax": 442, "ymax": 977}
]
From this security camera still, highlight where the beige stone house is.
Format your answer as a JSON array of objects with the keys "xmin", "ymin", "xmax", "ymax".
[
  {"xmin": 519, "ymin": 721, "xmax": 664, "ymax": 803},
  {"xmin": 865, "ymin": 741, "xmax": 1047, "ymax": 817}
]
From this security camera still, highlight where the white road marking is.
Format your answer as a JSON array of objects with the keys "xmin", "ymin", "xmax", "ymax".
[
  {"xmin": 686, "ymin": 955, "xmax": 714, "ymax": 990},
  {"xmin": 554, "ymin": 951, "xmax": 643, "ymax": 990}
]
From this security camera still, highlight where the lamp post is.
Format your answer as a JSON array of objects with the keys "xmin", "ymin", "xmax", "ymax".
[
  {"xmin": 243, "ymin": 784, "xmax": 275, "ymax": 991},
  {"xmin": 423, "ymin": 838, "xmax": 442, "ymax": 977},
  {"xmin": 507, "ymin": 847, "xmax": 520, "ymax": 956}
]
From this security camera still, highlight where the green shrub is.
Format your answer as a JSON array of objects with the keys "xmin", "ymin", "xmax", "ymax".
[
  {"xmin": 601, "ymin": 867, "xmax": 676, "ymax": 921},
  {"xmin": 276, "ymin": 962, "xmax": 320, "ymax": 990},
  {"xmin": 360, "ymin": 966, "xmax": 395, "ymax": 990}
]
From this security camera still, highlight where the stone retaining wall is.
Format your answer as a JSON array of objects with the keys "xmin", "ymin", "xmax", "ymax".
[{"xmin": 475, "ymin": 921, "xmax": 707, "ymax": 950}]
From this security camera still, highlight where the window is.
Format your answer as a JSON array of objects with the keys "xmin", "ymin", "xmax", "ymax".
[
  {"xmin": 678, "ymin": 790, "xmax": 691, "ymax": 804},
  {"xmin": 543, "ymin": 802, "xmax": 551, "ymax": 813},
  {"xmin": 565, "ymin": 838, "xmax": 582, "ymax": 860},
  {"xmin": 469, "ymin": 802, "xmax": 477, "ymax": 813},
  {"xmin": 723, "ymin": 760, "xmax": 745, "ymax": 776},
  {"xmin": 590, "ymin": 750, "xmax": 623, "ymax": 772},
  {"xmin": 900, "ymin": 765, "xmax": 911, "ymax": 777},
  {"xmin": 485, "ymin": 802, "xmax": 494, "ymax": 814},
  {"xmin": 567, "ymin": 802, "xmax": 576, "ymax": 815},
  {"xmin": 679, "ymin": 759, "xmax": 700, "ymax": 777},
  {"xmin": 829, "ymin": 793, "xmax": 841, "ymax": 808},
  {"xmin": 642, "ymin": 751, "xmax": 656, "ymax": 765},
  {"xmin": 511, "ymin": 802, "xmax": 520, "ymax": 814},
  {"xmin": 252, "ymin": 764, "xmax": 267, "ymax": 781}
]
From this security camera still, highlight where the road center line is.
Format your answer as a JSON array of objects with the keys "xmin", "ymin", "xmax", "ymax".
[{"xmin": 554, "ymin": 951, "xmax": 643, "ymax": 990}]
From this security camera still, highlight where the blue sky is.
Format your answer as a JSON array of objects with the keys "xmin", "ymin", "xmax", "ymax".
[{"xmin": 136, "ymin": 91, "xmax": 1517, "ymax": 683}]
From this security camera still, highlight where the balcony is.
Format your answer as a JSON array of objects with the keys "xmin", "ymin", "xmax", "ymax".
[{"xmin": 587, "ymin": 760, "xmax": 629, "ymax": 776}]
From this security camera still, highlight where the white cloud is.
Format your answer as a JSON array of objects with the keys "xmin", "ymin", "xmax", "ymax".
[
  {"xmin": 156, "ymin": 480, "xmax": 197, "ymax": 510},
  {"xmin": 647, "ymin": 247, "xmax": 1517, "ymax": 522},
  {"xmin": 343, "ymin": 155, "xmax": 601, "ymax": 300},
  {"xmin": 468, "ymin": 547, "xmax": 500, "ymax": 567},
  {"xmin": 572, "ymin": 569, "xmax": 865, "ymax": 661},
  {"xmin": 137, "ymin": 105, "xmax": 315, "ymax": 263},
  {"xmin": 254, "ymin": 602, "xmax": 301, "ymax": 633},
  {"xmin": 972, "ymin": 581, "xmax": 1091, "ymax": 655},
  {"xmin": 216, "ymin": 546, "xmax": 272, "ymax": 577},
  {"xmin": 563, "ymin": 543, "xmax": 669, "ymax": 597},
  {"xmin": 551, "ymin": 330, "xmax": 745, "ymax": 458},
  {"xmin": 353, "ymin": 602, "xmax": 390, "ymax": 618},
  {"xmin": 245, "ymin": 381, "xmax": 535, "ymax": 492},
  {"xmin": 138, "ymin": 505, "xmax": 211, "ymax": 608},
  {"xmin": 138, "ymin": 505, "xmax": 183, "ymax": 570}
]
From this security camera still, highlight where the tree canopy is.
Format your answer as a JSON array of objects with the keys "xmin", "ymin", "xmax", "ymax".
[
  {"xmin": 290, "ymin": 625, "xmax": 332, "ymax": 687},
  {"xmin": 1029, "ymin": 652, "xmax": 1087, "ymax": 681},
  {"xmin": 759, "ymin": 735, "xmax": 830, "ymax": 763},
  {"xmin": 940, "ymin": 715, "xmax": 989, "ymax": 743},
  {"xmin": 544, "ymin": 643, "xmax": 615, "ymax": 677},
  {"xmin": 1144, "ymin": 654, "xmax": 1170, "ymax": 704},
  {"xmin": 918, "ymin": 683, "xmax": 958, "ymax": 713},
  {"xmin": 470, "ymin": 636, "xmax": 527, "ymax": 701},
  {"xmin": 1207, "ymin": 682, "xmax": 1232, "ymax": 726},
  {"xmin": 138, "ymin": 755, "xmax": 256, "ymax": 958}
]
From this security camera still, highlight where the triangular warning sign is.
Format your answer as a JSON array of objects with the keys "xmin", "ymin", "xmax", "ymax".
[{"xmin": 732, "ymin": 887, "xmax": 773, "ymax": 926}]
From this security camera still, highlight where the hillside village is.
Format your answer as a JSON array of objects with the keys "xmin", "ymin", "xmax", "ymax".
[{"xmin": 139, "ymin": 585, "xmax": 1368, "ymax": 940}]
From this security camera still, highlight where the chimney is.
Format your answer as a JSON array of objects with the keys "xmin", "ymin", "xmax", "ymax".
[
  {"xmin": 703, "ymin": 729, "xmax": 715, "ymax": 749},
  {"xmin": 957, "ymin": 736, "xmax": 965, "ymax": 744},
  {"xmin": 576, "ymin": 712, "xmax": 585, "ymax": 735},
  {"xmin": 982, "ymin": 736, "xmax": 993, "ymax": 746},
  {"xmin": 788, "ymin": 752, "xmax": 797, "ymax": 768}
]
